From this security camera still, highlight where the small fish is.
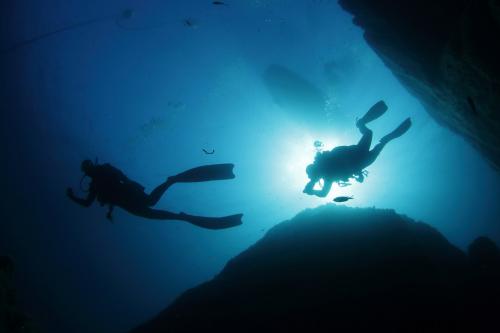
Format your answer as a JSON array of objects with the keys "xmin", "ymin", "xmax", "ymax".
[
  {"xmin": 213, "ymin": 1, "xmax": 228, "ymax": 5},
  {"xmin": 167, "ymin": 101, "xmax": 185, "ymax": 109},
  {"xmin": 121, "ymin": 8, "xmax": 135, "ymax": 20},
  {"xmin": 333, "ymin": 195, "xmax": 354, "ymax": 203},
  {"xmin": 202, "ymin": 148, "xmax": 215, "ymax": 155},
  {"xmin": 183, "ymin": 18, "xmax": 198, "ymax": 28}
]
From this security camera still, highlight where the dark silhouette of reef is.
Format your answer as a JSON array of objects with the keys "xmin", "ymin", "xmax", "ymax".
[
  {"xmin": 338, "ymin": 0, "xmax": 500, "ymax": 170},
  {"xmin": 132, "ymin": 205, "xmax": 500, "ymax": 333}
]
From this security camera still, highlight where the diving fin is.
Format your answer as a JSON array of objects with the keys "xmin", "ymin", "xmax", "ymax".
[
  {"xmin": 380, "ymin": 118, "xmax": 412, "ymax": 144},
  {"xmin": 171, "ymin": 163, "xmax": 235, "ymax": 183},
  {"xmin": 358, "ymin": 100, "xmax": 388, "ymax": 125},
  {"xmin": 178, "ymin": 212, "xmax": 243, "ymax": 230}
]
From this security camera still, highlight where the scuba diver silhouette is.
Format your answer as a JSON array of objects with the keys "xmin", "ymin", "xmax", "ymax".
[
  {"xmin": 66, "ymin": 161, "xmax": 243, "ymax": 229},
  {"xmin": 303, "ymin": 100, "xmax": 412, "ymax": 198}
]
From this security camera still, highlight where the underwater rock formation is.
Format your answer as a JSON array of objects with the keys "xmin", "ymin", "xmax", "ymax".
[
  {"xmin": 132, "ymin": 205, "xmax": 500, "ymax": 332},
  {"xmin": 338, "ymin": 0, "xmax": 500, "ymax": 169}
]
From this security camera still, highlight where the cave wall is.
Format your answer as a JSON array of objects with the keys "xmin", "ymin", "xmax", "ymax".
[{"xmin": 338, "ymin": 0, "xmax": 500, "ymax": 169}]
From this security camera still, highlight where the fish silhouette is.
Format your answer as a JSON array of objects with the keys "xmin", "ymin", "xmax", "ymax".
[{"xmin": 333, "ymin": 196, "xmax": 354, "ymax": 203}]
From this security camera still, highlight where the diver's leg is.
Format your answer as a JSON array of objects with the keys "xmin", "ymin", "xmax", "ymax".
[
  {"xmin": 363, "ymin": 118, "xmax": 412, "ymax": 167},
  {"xmin": 364, "ymin": 143, "xmax": 386, "ymax": 167},
  {"xmin": 356, "ymin": 122, "xmax": 373, "ymax": 152},
  {"xmin": 146, "ymin": 178, "xmax": 175, "ymax": 206}
]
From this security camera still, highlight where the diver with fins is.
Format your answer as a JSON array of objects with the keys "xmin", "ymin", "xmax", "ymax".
[
  {"xmin": 303, "ymin": 100, "xmax": 412, "ymax": 197},
  {"xmin": 67, "ymin": 161, "xmax": 242, "ymax": 229}
]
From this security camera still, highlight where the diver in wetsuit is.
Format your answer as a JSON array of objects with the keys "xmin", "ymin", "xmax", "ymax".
[
  {"xmin": 66, "ymin": 160, "xmax": 242, "ymax": 229},
  {"xmin": 303, "ymin": 100, "xmax": 412, "ymax": 198}
]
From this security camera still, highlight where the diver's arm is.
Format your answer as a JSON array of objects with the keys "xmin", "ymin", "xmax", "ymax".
[
  {"xmin": 303, "ymin": 179, "xmax": 333, "ymax": 197},
  {"xmin": 303, "ymin": 179, "xmax": 317, "ymax": 195},
  {"xmin": 66, "ymin": 188, "xmax": 96, "ymax": 207},
  {"xmin": 308, "ymin": 180, "xmax": 333, "ymax": 198}
]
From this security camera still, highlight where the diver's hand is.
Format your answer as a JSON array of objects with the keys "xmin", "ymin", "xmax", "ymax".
[
  {"xmin": 303, "ymin": 181, "xmax": 315, "ymax": 195},
  {"xmin": 303, "ymin": 187, "xmax": 315, "ymax": 195}
]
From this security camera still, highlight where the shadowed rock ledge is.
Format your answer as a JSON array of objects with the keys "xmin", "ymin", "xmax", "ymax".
[
  {"xmin": 132, "ymin": 205, "xmax": 500, "ymax": 333},
  {"xmin": 338, "ymin": 0, "xmax": 500, "ymax": 169}
]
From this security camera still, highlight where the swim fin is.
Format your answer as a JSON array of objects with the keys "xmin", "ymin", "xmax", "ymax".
[
  {"xmin": 380, "ymin": 118, "xmax": 412, "ymax": 144},
  {"xmin": 126, "ymin": 207, "xmax": 242, "ymax": 229},
  {"xmin": 171, "ymin": 163, "xmax": 235, "ymax": 183},
  {"xmin": 358, "ymin": 100, "xmax": 388, "ymax": 125},
  {"xmin": 178, "ymin": 212, "xmax": 243, "ymax": 230}
]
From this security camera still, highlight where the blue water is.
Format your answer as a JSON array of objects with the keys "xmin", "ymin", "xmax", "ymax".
[{"xmin": 1, "ymin": 1, "xmax": 499, "ymax": 332}]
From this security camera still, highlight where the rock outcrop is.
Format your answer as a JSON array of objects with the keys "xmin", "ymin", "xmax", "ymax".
[
  {"xmin": 132, "ymin": 205, "xmax": 500, "ymax": 333},
  {"xmin": 338, "ymin": 0, "xmax": 500, "ymax": 169}
]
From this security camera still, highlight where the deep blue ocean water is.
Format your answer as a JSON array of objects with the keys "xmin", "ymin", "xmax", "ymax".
[{"xmin": 1, "ymin": 1, "xmax": 499, "ymax": 332}]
